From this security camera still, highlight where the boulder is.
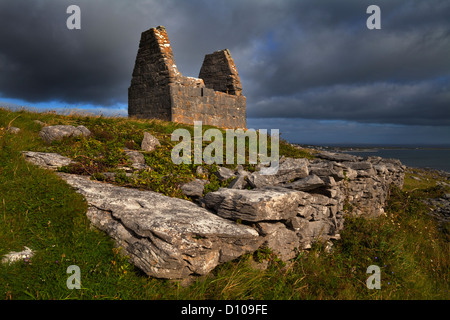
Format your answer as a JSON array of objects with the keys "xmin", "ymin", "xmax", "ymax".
[
  {"xmin": 33, "ymin": 120, "xmax": 46, "ymax": 126},
  {"xmin": 180, "ymin": 179, "xmax": 207, "ymax": 198},
  {"xmin": 308, "ymin": 160, "xmax": 345, "ymax": 180},
  {"xmin": 22, "ymin": 151, "xmax": 74, "ymax": 170},
  {"xmin": 247, "ymin": 157, "xmax": 309, "ymax": 188},
  {"xmin": 141, "ymin": 132, "xmax": 161, "ymax": 152},
  {"xmin": 273, "ymin": 157, "xmax": 309, "ymax": 183},
  {"xmin": 196, "ymin": 166, "xmax": 208, "ymax": 177},
  {"xmin": 123, "ymin": 149, "xmax": 146, "ymax": 170},
  {"xmin": 214, "ymin": 166, "xmax": 236, "ymax": 181},
  {"xmin": 1, "ymin": 246, "xmax": 35, "ymax": 265},
  {"xmin": 203, "ymin": 187, "xmax": 305, "ymax": 222},
  {"xmin": 255, "ymin": 222, "xmax": 299, "ymax": 261},
  {"xmin": 315, "ymin": 151, "xmax": 362, "ymax": 162},
  {"xmin": 342, "ymin": 161, "xmax": 373, "ymax": 171},
  {"xmin": 246, "ymin": 171, "xmax": 274, "ymax": 189},
  {"xmin": 57, "ymin": 173, "xmax": 261, "ymax": 279},
  {"xmin": 282, "ymin": 174, "xmax": 325, "ymax": 191},
  {"xmin": 227, "ymin": 169, "xmax": 250, "ymax": 189},
  {"xmin": 7, "ymin": 127, "xmax": 20, "ymax": 134},
  {"xmin": 39, "ymin": 125, "xmax": 91, "ymax": 143},
  {"xmin": 288, "ymin": 216, "xmax": 336, "ymax": 248},
  {"xmin": 227, "ymin": 174, "xmax": 249, "ymax": 189}
]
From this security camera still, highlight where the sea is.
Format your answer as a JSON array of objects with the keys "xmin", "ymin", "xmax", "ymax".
[{"xmin": 341, "ymin": 148, "xmax": 450, "ymax": 173}]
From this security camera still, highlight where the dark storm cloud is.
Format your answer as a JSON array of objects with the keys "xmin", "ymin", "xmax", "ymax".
[
  {"xmin": 0, "ymin": 0, "xmax": 449, "ymax": 127},
  {"xmin": 248, "ymin": 79, "xmax": 450, "ymax": 126}
]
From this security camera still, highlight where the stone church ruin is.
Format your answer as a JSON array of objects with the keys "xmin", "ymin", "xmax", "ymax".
[{"xmin": 128, "ymin": 26, "xmax": 246, "ymax": 129}]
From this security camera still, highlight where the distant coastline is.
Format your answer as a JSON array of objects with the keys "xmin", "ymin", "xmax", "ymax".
[{"xmin": 294, "ymin": 144, "xmax": 450, "ymax": 173}]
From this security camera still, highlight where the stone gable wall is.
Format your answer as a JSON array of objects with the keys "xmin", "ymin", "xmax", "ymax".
[{"xmin": 128, "ymin": 26, "xmax": 246, "ymax": 129}]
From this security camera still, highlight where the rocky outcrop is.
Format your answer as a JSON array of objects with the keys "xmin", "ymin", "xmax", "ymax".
[
  {"xmin": 203, "ymin": 187, "xmax": 303, "ymax": 222},
  {"xmin": 181, "ymin": 179, "xmax": 208, "ymax": 198},
  {"xmin": 7, "ymin": 127, "xmax": 20, "ymax": 134},
  {"xmin": 426, "ymin": 193, "xmax": 450, "ymax": 227},
  {"xmin": 200, "ymin": 152, "xmax": 405, "ymax": 260},
  {"xmin": 22, "ymin": 151, "xmax": 74, "ymax": 170},
  {"xmin": 39, "ymin": 125, "xmax": 91, "ymax": 143},
  {"xmin": 305, "ymin": 153, "xmax": 405, "ymax": 218},
  {"xmin": 57, "ymin": 173, "xmax": 262, "ymax": 279},
  {"xmin": 23, "ymin": 149, "xmax": 405, "ymax": 279},
  {"xmin": 1, "ymin": 246, "xmax": 35, "ymax": 265},
  {"xmin": 141, "ymin": 132, "xmax": 161, "ymax": 152},
  {"xmin": 123, "ymin": 149, "xmax": 147, "ymax": 170}
]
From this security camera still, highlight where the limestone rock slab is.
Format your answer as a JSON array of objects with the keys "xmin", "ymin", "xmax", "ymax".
[
  {"xmin": 22, "ymin": 151, "xmax": 74, "ymax": 170},
  {"xmin": 203, "ymin": 187, "xmax": 306, "ymax": 222},
  {"xmin": 57, "ymin": 173, "xmax": 261, "ymax": 279},
  {"xmin": 39, "ymin": 125, "xmax": 91, "ymax": 143}
]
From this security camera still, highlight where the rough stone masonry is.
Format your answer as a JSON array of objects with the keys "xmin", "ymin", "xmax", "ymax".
[{"xmin": 128, "ymin": 26, "xmax": 246, "ymax": 129}]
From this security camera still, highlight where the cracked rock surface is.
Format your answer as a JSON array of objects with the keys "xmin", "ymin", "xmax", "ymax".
[
  {"xmin": 22, "ymin": 148, "xmax": 406, "ymax": 280},
  {"xmin": 57, "ymin": 173, "xmax": 261, "ymax": 279}
]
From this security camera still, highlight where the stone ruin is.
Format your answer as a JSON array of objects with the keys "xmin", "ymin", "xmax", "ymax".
[{"xmin": 128, "ymin": 26, "xmax": 246, "ymax": 129}]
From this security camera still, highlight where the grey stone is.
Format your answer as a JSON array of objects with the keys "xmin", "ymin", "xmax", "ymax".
[
  {"xmin": 33, "ymin": 120, "xmax": 46, "ymax": 126},
  {"xmin": 315, "ymin": 151, "xmax": 362, "ymax": 162},
  {"xmin": 308, "ymin": 220, "xmax": 335, "ymax": 238},
  {"xmin": 321, "ymin": 176, "xmax": 337, "ymax": 187},
  {"xmin": 100, "ymin": 172, "xmax": 117, "ymax": 181},
  {"xmin": 247, "ymin": 157, "xmax": 309, "ymax": 188},
  {"xmin": 356, "ymin": 168, "xmax": 376, "ymax": 178},
  {"xmin": 180, "ymin": 179, "xmax": 207, "ymax": 198},
  {"xmin": 141, "ymin": 132, "xmax": 161, "ymax": 152},
  {"xmin": 39, "ymin": 125, "xmax": 91, "ymax": 143},
  {"xmin": 246, "ymin": 171, "xmax": 272, "ymax": 189},
  {"xmin": 343, "ymin": 167, "xmax": 358, "ymax": 180},
  {"xmin": 203, "ymin": 187, "xmax": 305, "ymax": 222},
  {"xmin": 196, "ymin": 166, "xmax": 208, "ymax": 177},
  {"xmin": 76, "ymin": 125, "xmax": 91, "ymax": 137},
  {"xmin": 57, "ymin": 173, "xmax": 261, "ymax": 279},
  {"xmin": 1, "ymin": 246, "xmax": 35, "ymax": 265},
  {"xmin": 373, "ymin": 164, "xmax": 388, "ymax": 174},
  {"xmin": 275, "ymin": 158, "xmax": 309, "ymax": 183},
  {"xmin": 7, "ymin": 127, "xmax": 20, "ymax": 134},
  {"xmin": 297, "ymin": 205, "xmax": 315, "ymax": 220},
  {"xmin": 255, "ymin": 222, "xmax": 299, "ymax": 261},
  {"xmin": 227, "ymin": 174, "xmax": 249, "ymax": 189},
  {"xmin": 282, "ymin": 175, "xmax": 325, "ymax": 191},
  {"xmin": 310, "ymin": 205, "xmax": 329, "ymax": 221},
  {"xmin": 227, "ymin": 169, "xmax": 250, "ymax": 189},
  {"xmin": 342, "ymin": 161, "xmax": 373, "ymax": 171},
  {"xmin": 22, "ymin": 151, "xmax": 74, "ymax": 170},
  {"xmin": 214, "ymin": 166, "xmax": 236, "ymax": 181},
  {"xmin": 124, "ymin": 149, "xmax": 147, "ymax": 170},
  {"xmin": 308, "ymin": 160, "xmax": 345, "ymax": 180},
  {"xmin": 290, "ymin": 217, "xmax": 336, "ymax": 246}
]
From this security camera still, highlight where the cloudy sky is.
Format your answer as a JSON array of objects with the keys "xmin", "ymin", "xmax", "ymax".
[{"xmin": 1, "ymin": 0, "xmax": 449, "ymax": 146}]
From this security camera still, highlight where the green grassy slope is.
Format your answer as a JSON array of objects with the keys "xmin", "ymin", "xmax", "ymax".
[{"xmin": 0, "ymin": 107, "xmax": 448, "ymax": 300}]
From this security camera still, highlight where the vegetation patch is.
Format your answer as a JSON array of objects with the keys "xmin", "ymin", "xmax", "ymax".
[{"xmin": 0, "ymin": 107, "xmax": 448, "ymax": 300}]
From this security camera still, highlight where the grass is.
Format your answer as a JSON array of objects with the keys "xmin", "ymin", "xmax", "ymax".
[{"xmin": 0, "ymin": 107, "xmax": 449, "ymax": 300}]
